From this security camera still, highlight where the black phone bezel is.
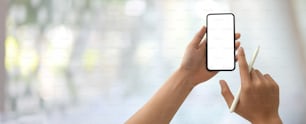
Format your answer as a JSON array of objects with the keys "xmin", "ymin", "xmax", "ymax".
[{"xmin": 206, "ymin": 13, "xmax": 236, "ymax": 71}]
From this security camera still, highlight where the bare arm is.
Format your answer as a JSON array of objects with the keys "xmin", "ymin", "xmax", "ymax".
[
  {"xmin": 126, "ymin": 26, "xmax": 241, "ymax": 124},
  {"xmin": 125, "ymin": 69, "xmax": 194, "ymax": 124}
]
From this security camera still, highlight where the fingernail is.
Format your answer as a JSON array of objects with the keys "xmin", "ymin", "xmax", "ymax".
[
  {"xmin": 219, "ymin": 80, "xmax": 224, "ymax": 85},
  {"xmin": 239, "ymin": 47, "xmax": 244, "ymax": 55}
]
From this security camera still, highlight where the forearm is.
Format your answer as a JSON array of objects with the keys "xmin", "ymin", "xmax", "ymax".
[{"xmin": 126, "ymin": 69, "xmax": 194, "ymax": 124}]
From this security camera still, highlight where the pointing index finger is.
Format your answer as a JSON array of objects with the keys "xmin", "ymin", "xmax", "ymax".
[{"xmin": 238, "ymin": 47, "xmax": 251, "ymax": 86}]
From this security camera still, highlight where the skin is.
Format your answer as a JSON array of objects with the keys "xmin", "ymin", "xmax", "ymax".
[
  {"xmin": 126, "ymin": 26, "xmax": 281, "ymax": 124},
  {"xmin": 220, "ymin": 47, "xmax": 282, "ymax": 124}
]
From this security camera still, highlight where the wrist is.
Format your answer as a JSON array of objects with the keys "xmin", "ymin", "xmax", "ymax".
[
  {"xmin": 252, "ymin": 114, "xmax": 282, "ymax": 124},
  {"xmin": 175, "ymin": 68, "xmax": 197, "ymax": 88},
  {"xmin": 177, "ymin": 66, "xmax": 195, "ymax": 76}
]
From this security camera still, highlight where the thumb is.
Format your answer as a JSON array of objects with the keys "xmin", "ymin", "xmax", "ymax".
[{"xmin": 219, "ymin": 80, "xmax": 234, "ymax": 108}]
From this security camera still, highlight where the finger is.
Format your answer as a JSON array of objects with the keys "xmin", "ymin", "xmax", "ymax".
[
  {"xmin": 234, "ymin": 42, "xmax": 240, "ymax": 63},
  {"xmin": 235, "ymin": 41, "xmax": 240, "ymax": 50},
  {"xmin": 264, "ymin": 74, "xmax": 276, "ymax": 83},
  {"xmin": 235, "ymin": 33, "xmax": 241, "ymax": 40},
  {"xmin": 198, "ymin": 27, "xmax": 207, "ymax": 49},
  {"xmin": 191, "ymin": 26, "xmax": 206, "ymax": 48},
  {"xmin": 264, "ymin": 74, "xmax": 278, "ymax": 86},
  {"xmin": 220, "ymin": 80, "xmax": 234, "ymax": 108},
  {"xmin": 250, "ymin": 69, "xmax": 259, "ymax": 83},
  {"xmin": 264, "ymin": 74, "xmax": 280, "ymax": 95},
  {"xmin": 238, "ymin": 47, "xmax": 251, "ymax": 85},
  {"xmin": 199, "ymin": 39, "xmax": 207, "ymax": 50},
  {"xmin": 255, "ymin": 69, "xmax": 266, "ymax": 82}
]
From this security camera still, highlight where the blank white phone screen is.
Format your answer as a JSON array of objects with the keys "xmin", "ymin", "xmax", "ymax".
[{"xmin": 207, "ymin": 14, "xmax": 235, "ymax": 70}]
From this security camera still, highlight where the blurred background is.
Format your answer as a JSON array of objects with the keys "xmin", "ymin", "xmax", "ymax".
[{"xmin": 0, "ymin": 0, "xmax": 306, "ymax": 123}]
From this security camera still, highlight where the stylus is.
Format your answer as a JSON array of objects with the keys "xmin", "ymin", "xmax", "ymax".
[{"xmin": 229, "ymin": 46, "xmax": 260, "ymax": 113}]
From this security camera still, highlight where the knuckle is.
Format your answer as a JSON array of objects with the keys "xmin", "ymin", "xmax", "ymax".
[
  {"xmin": 254, "ymin": 80, "xmax": 263, "ymax": 88},
  {"xmin": 241, "ymin": 61, "xmax": 247, "ymax": 66},
  {"xmin": 242, "ymin": 84, "xmax": 251, "ymax": 91},
  {"xmin": 242, "ymin": 87, "xmax": 251, "ymax": 94},
  {"xmin": 274, "ymin": 83, "xmax": 279, "ymax": 90},
  {"xmin": 266, "ymin": 79, "xmax": 277, "ymax": 88},
  {"xmin": 263, "ymin": 79, "xmax": 269, "ymax": 85}
]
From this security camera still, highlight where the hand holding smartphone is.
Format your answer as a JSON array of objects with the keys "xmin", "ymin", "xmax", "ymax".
[{"xmin": 206, "ymin": 13, "xmax": 235, "ymax": 71}]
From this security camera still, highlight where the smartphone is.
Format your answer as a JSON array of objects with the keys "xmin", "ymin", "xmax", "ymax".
[{"xmin": 206, "ymin": 13, "xmax": 235, "ymax": 71}]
